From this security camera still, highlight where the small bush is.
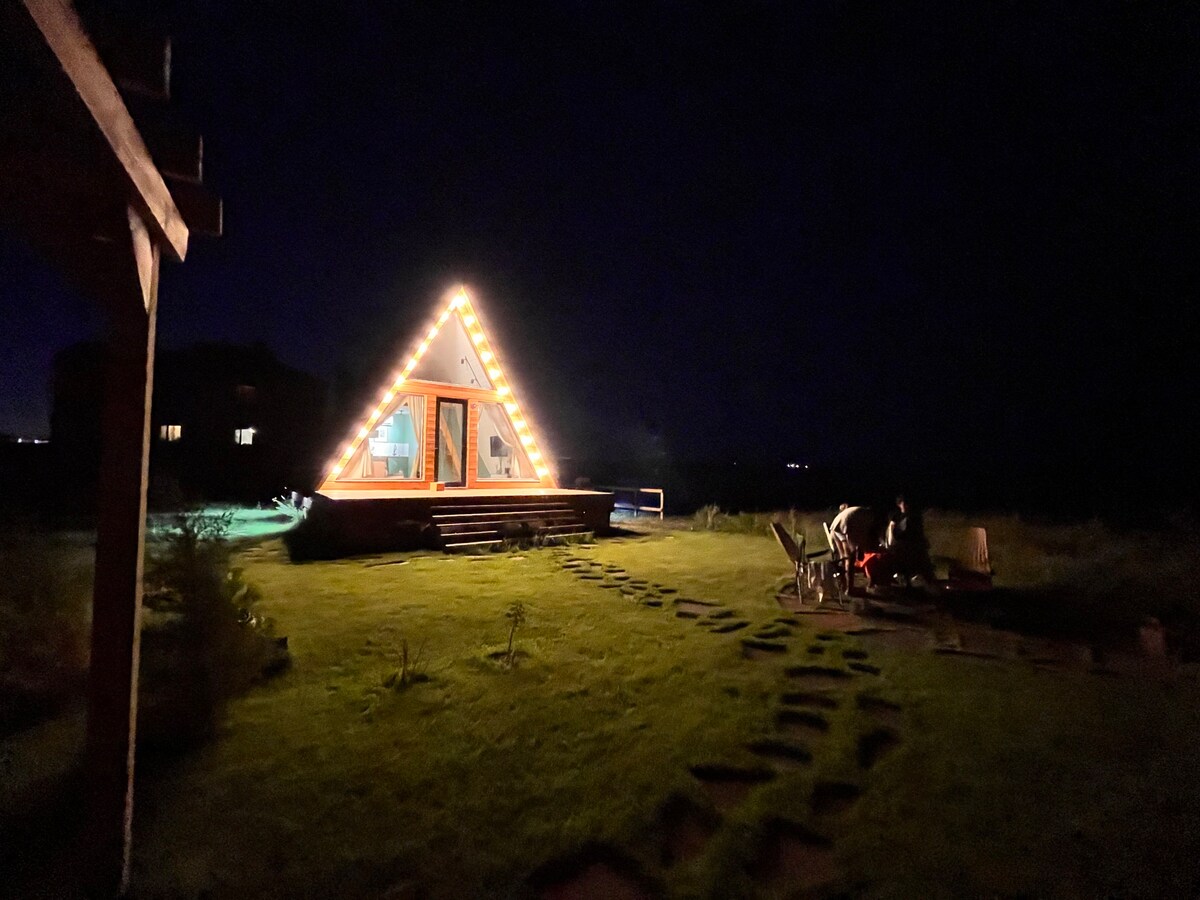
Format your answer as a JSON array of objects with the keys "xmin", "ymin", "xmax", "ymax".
[
  {"xmin": 139, "ymin": 511, "xmax": 288, "ymax": 749},
  {"xmin": 503, "ymin": 601, "xmax": 527, "ymax": 669},
  {"xmin": 382, "ymin": 637, "xmax": 429, "ymax": 690}
]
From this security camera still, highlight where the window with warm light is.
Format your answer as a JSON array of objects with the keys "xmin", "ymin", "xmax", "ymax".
[
  {"xmin": 476, "ymin": 402, "xmax": 534, "ymax": 479},
  {"xmin": 159, "ymin": 424, "xmax": 182, "ymax": 441},
  {"xmin": 339, "ymin": 394, "xmax": 425, "ymax": 479},
  {"xmin": 234, "ymin": 427, "xmax": 255, "ymax": 445}
]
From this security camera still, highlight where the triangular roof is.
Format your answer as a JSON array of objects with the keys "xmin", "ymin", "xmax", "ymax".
[{"xmin": 317, "ymin": 288, "xmax": 555, "ymax": 493}]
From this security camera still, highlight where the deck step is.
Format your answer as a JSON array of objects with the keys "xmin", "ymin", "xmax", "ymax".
[{"xmin": 428, "ymin": 495, "xmax": 590, "ymax": 551}]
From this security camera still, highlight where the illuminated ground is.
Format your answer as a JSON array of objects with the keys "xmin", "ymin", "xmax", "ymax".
[{"xmin": 6, "ymin": 526, "xmax": 1200, "ymax": 898}]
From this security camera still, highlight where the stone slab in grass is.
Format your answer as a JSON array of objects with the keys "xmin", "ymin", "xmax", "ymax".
[
  {"xmin": 776, "ymin": 708, "xmax": 830, "ymax": 739},
  {"xmin": 857, "ymin": 727, "xmax": 901, "ymax": 769},
  {"xmin": 705, "ymin": 609, "xmax": 735, "ymax": 620},
  {"xmin": 676, "ymin": 610, "xmax": 701, "ymax": 619},
  {"xmin": 653, "ymin": 794, "xmax": 721, "ymax": 868},
  {"xmin": 689, "ymin": 763, "xmax": 776, "ymax": 810},
  {"xmin": 848, "ymin": 662, "xmax": 881, "ymax": 675},
  {"xmin": 675, "ymin": 599, "xmax": 720, "ymax": 616},
  {"xmin": 781, "ymin": 691, "xmax": 840, "ymax": 710},
  {"xmin": 811, "ymin": 781, "xmax": 862, "ymax": 817},
  {"xmin": 748, "ymin": 817, "xmax": 837, "ymax": 895},
  {"xmin": 742, "ymin": 639, "xmax": 788, "ymax": 659},
  {"xmin": 709, "ymin": 620, "xmax": 750, "ymax": 634},
  {"xmin": 747, "ymin": 737, "xmax": 813, "ymax": 767},
  {"xmin": 785, "ymin": 665, "xmax": 853, "ymax": 686},
  {"xmin": 530, "ymin": 844, "xmax": 659, "ymax": 900},
  {"xmin": 753, "ymin": 625, "xmax": 793, "ymax": 640}
]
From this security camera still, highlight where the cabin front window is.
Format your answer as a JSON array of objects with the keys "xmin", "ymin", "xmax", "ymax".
[
  {"xmin": 476, "ymin": 402, "xmax": 534, "ymax": 480},
  {"xmin": 345, "ymin": 394, "xmax": 425, "ymax": 480}
]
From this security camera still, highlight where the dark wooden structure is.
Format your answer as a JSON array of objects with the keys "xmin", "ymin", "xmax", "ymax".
[{"xmin": 1, "ymin": 2, "xmax": 220, "ymax": 894}]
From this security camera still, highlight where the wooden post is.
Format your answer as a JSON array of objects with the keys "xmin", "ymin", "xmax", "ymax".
[{"xmin": 83, "ymin": 206, "xmax": 160, "ymax": 898}]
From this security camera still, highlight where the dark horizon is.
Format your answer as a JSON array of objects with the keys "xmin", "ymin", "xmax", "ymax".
[{"xmin": 3, "ymin": 1, "xmax": 1197, "ymax": 510}]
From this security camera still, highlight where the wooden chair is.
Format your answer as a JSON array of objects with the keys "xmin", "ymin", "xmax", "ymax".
[
  {"xmin": 948, "ymin": 526, "xmax": 993, "ymax": 590},
  {"xmin": 772, "ymin": 523, "xmax": 843, "ymax": 608}
]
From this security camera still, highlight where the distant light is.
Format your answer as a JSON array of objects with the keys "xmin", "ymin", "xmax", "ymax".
[
  {"xmin": 497, "ymin": 385, "xmax": 510, "ymax": 396},
  {"xmin": 480, "ymin": 351, "xmax": 493, "ymax": 363},
  {"xmin": 462, "ymin": 314, "xmax": 477, "ymax": 327},
  {"xmin": 471, "ymin": 332, "xmax": 485, "ymax": 345}
]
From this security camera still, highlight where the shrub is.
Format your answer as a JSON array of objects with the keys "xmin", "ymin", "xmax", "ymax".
[
  {"xmin": 139, "ymin": 511, "xmax": 288, "ymax": 749},
  {"xmin": 382, "ymin": 637, "xmax": 429, "ymax": 690}
]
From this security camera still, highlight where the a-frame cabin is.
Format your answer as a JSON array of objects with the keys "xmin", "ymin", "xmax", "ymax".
[{"xmin": 307, "ymin": 288, "xmax": 612, "ymax": 551}]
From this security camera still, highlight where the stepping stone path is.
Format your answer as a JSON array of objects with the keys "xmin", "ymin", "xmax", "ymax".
[{"xmin": 546, "ymin": 547, "xmax": 911, "ymax": 896}]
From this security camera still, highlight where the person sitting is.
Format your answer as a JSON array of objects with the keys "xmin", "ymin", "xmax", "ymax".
[
  {"xmin": 885, "ymin": 495, "xmax": 936, "ymax": 587},
  {"xmin": 829, "ymin": 504, "xmax": 885, "ymax": 591}
]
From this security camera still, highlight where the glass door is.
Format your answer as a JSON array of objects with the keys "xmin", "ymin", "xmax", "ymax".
[{"xmin": 435, "ymin": 398, "xmax": 467, "ymax": 486}]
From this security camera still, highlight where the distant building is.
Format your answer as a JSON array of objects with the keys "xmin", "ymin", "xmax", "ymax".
[{"xmin": 52, "ymin": 342, "xmax": 328, "ymax": 505}]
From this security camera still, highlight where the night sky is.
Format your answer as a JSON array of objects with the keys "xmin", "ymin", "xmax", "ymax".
[{"xmin": 3, "ymin": 2, "xmax": 1197, "ymax": 506}]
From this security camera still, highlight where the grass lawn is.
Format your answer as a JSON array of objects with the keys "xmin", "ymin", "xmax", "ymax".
[{"xmin": 8, "ymin": 526, "xmax": 1200, "ymax": 898}]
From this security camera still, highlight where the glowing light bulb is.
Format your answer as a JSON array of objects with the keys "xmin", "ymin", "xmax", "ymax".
[
  {"xmin": 529, "ymin": 451, "xmax": 541, "ymax": 461},
  {"xmin": 535, "ymin": 466, "xmax": 550, "ymax": 478},
  {"xmin": 452, "ymin": 291, "xmax": 467, "ymax": 308},
  {"xmin": 331, "ymin": 464, "xmax": 343, "ymax": 476},
  {"xmin": 504, "ymin": 402, "xmax": 518, "ymax": 413},
  {"xmin": 513, "ymin": 419, "xmax": 527, "ymax": 431},
  {"xmin": 417, "ymin": 341, "xmax": 429, "ymax": 355},
  {"xmin": 358, "ymin": 428, "xmax": 369, "ymax": 439},
  {"xmin": 383, "ymin": 390, "xmax": 395, "ymax": 403},
  {"xmin": 497, "ymin": 385, "xmax": 510, "ymax": 396},
  {"xmin": 437, "ymin": 312, "xmax": 450, "ymax": 326},
  {"xmin": 480, "ymin": 351, "xmax": 493, "ymax": 363},
  {"xmin": 520, "ymin": 435, "xmax": 534, "ymax": 446},
  {"xmin": 462, "ymin": 314, "xmax": 476, "ymax": 327},
  {"xmin": 471, "ymin": 332, "xmax": 485, "ymax": 345},
  {"xmin": 427, "ymin": 327, "xmax": 439, "ymax": 342},
  {"xmin": 487, "ymin": 367, "xmax": 501, "ymax": 379},
  {"xmin": 368, "ymin": 410, "xmax": 381, "ymax": 423}
]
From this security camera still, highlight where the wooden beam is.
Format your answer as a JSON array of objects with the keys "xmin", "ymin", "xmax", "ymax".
[
  {"xmin": 83, "ymin": 205, "xmax": 159, "ymax": 898},
  {"xmin": 22, "ymin": 0, "xmax": 189, "ymax": 261},
  {"xmin": 165, "ymin": 176, "xmax": 222, "ymax": 237}
]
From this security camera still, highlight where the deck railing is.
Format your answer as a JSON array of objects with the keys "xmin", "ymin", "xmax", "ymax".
[{"xmin": 596, "ymin": 485, "xmax": 665, "ymax": 520}]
